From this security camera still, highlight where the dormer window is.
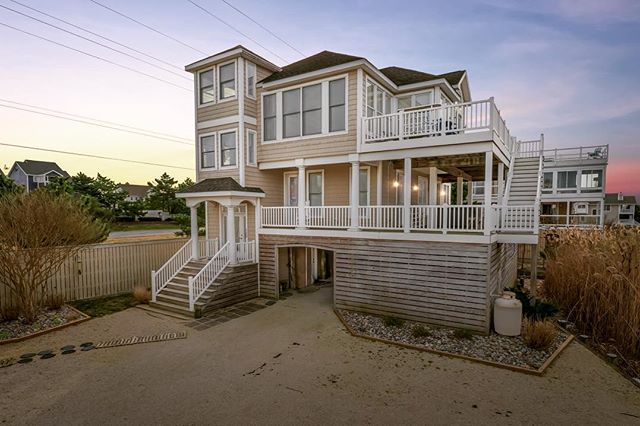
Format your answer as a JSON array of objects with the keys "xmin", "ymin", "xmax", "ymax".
[
  {"xmin": 199, "ymin": 70, "xmax": 214, "ymax": 105},
  {"xmin": 219, "ymin": 62, "xmax": 236, "ymax": 100}
]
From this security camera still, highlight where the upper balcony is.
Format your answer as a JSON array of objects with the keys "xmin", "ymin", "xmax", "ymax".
[
  {"xmin": 360, "ymin": 98, "xmax": 514, "ymax": 156},
  {"xmin": 541, "ymin": 144, "xmax": 609, "ymax": 166}
]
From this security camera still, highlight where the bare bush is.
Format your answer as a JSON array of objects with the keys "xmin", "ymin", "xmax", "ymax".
[
  {"xmin": 0, "ymin": 191, "xmax": 108, "ymax": 322},
  {"xmin": 522, "ymin": 318, "xmax": 557, "ymax": 350},
  {"xmin": 133, "ymin": 286, "xmax": 151, "ymax": 304},
  {"xmin": 544, "ymin": 227, "xmax": 640, "ymax": 357}
]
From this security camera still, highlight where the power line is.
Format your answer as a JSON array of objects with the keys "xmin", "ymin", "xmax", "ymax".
[
  {"xmin": 220, "ymin": 0, "xmax": 304, "ymax": 57},
  {"xmin": 0, "ymin": 103, "xmax": 194, "ymax": 146},
  {"xmin": 8, "ymin": 0, "xmax": 184, "ymax": 72},
  {"xmin": 186, "ymin": 0, "xmax": 288, "ymax": 63},
  {"xmin": 89, "ymin": 0, "xmax": 208, "ymax": 55},
  {"xmin": 0, "ymin": 98, "xmax": 192, "ymax": 142},
  {"xmin": 1, "ymin": 142, "xmax": 193, "ymax": 170},
  {"xmin": 0, "ymin": 21, "xmax": 192, "ymax": 92},
  {"xmin": 0, "ymin": 4, "xmax": 190, "ymax": 81}
]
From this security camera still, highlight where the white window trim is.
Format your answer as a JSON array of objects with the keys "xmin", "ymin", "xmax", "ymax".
[
  {"xmin": 246, "ymin": 129, "xmax": 257, "ymax": 167},
  {"xmin": 246, "ymin": 61, "xmax": 256, "ymax": 100},
  {"xmin": 218, "ymin": 129, "xmax": 239, "ymax": 170},
  {"xmin": 305, "ymin": 169, "xmax": 325, "ymax": 206},
  {"xmin": 365, "ymin": 77, "xmax": 393, "ymax": 116},
  {"xmin": 197, "ymin": 67, "xmax": 215, "ymax": 108},
  {"xmin": 217, "ymin": 58, "xmax": 238, "ymax": 104},
  {"xmin": 198, "ymin": 131, "xmax": 217, "ymax": 172},
  {"xmin": 261, "ymin": 73, "xmax": 349, "ymax": 145}
]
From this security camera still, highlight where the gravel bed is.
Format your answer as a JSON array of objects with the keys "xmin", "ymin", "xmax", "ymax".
[
  {"xmin": 340, "ymin": 310, "xmax": 569, "ymax": 370},
  {"xmin": 0, "ymin": 306, "xmax": 81, "ymax": 341}
]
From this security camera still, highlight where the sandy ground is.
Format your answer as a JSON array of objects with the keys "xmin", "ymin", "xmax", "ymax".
[{"xmin": 1, "ymin": 288, "xmax": 639, "ymax": 425}]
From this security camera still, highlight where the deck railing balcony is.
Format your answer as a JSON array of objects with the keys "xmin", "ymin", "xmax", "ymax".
[
  {"xmin": 261, "ymin": 204, "xmax": 538, "ymax": 235},
  {"xmin": 361, "ymin": 98, "xmax": 514, "ymax": 154},
  {"xmin": 541, "ymin": 145, "xmax": 609, "ymax": 163}
]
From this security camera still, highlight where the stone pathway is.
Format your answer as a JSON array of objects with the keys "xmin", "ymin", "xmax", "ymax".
[{"xmin": 184, "ymin": 299, "xmax": 271, "ymax": 330}]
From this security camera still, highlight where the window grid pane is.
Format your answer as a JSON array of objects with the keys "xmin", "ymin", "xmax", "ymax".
[
  {"xmin": 329, "ymin": 78, "xmax": 346, "ymax": 132},
  {"xmin": 199, "ymin": 70, "xmax": 214, "ymax": 104},
  {"xmin": 200, "ymin": 135, "xmax": 215, "ymax": 169},
  {"xmin": 219, "ymin": 63, "xmax": 236, "ymax": 99},
  {"xmin": 283, "ymin": 88, "xmax": 301, "ymax": 138},
  {"xmin": 220, "ymin": 132, "xmax": 236, "ymax": 166}
]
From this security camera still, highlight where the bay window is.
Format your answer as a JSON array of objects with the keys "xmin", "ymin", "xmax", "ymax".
[
  {"xmin": 302, "ymin": 84, "xmax": 322, "ymax": 135},
  {"xmin": 219, "ymin": 131, "xmax": 237, "ymax": 167},
  {"xmin": 219, "ymin": 62, "xmax": 236, "ymax": 100},
  {"xmin": 263, "ymin": 94, "xmax": 276, "ymax": 141},
  {"xmin": 200, "ymin": 134, "xmax": 216, "ymax": 169},
  {"xmin": 283, "ymin": 88, "xmax": 301, "ymax": 138},
  {"xmin": 329, "ymin": 78, "xmax": 345, "ymax": 132},
  {"xmin": 199, "ymin": 70, "xmax": 214, "ymax": 105}
]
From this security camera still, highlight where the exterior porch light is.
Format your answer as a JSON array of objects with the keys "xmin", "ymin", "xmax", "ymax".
[
  {"xmin": 412, "ymin": 185, "xmax": 419, "ymax": 191},
  {"xmin": 392, "ymin": 180, "xmax": 400, "ymax": 188}
]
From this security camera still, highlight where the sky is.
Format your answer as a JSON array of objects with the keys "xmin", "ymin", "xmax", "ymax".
[{"xmin": 1, "ymin": 0, "xmax": 639, "ymax": 196}]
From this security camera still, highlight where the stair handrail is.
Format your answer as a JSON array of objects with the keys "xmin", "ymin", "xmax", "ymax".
[
  {"xmin": 533, "ymin": 137, "xmax": 545, "ymax": 231},
  {"xmin": 151, "ymin": 240, "xmax": 191, "ymax": 302},
  {"xmin": 188, "ymin": 241, "xmax": 231, "ymax": 311}
]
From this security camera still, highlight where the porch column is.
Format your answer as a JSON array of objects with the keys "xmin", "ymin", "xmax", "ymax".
[
  {"xmin": 483, "ymin": 151, "xmax": 493, "ymax": 235},
  {"xmin": 255, "ymin": 198, "xmax": 261, "ymax": 262},
  {"xmin": 297, "ymin": 164, "xmax": 306, "ymax": 228},
  {"xmin": 403, "ymin": 157, "xmax": 412, "ymax": 233},
  {"xmin": 456, "ymin": 176, "xmax": 463, "ymax": 205},
  {"xmin": 376, "ymin": 161, "xmax": 383, "ymax": 206},
  {"xmin": 428, "ymin": 167, "xmax": 437, "ymax": 205},
  {"xmin": 599, "ymin": 199, "xmax": 605, "ymax": 227},
  {"xmin": 190, "ymin": 205, "xmax": 199, "ymax": 259},
  {"xmin": 467, "ymin": 179, "xmax": 473, "ymax": 205},
  {"xmin": 350, "ymin": 161, "xmax": 360, "ymax": 231},
  {"xmin": 226, "ymin": 205, "xmax": 237, "ymax": 264},
  {"xmin": 497, "ymin": 162, "xmax": 505, "ymax": 204}
]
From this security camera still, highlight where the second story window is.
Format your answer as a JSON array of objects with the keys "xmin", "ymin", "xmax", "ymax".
[
  {"xmin": 199, "ymin": 70, "xmax": 214, "ymax": 105},
  {"xmin": 557, "ymin": 171, "xmax": 577, "ymax": 189},
  {"xmin": 246, "ymin": 130, "xmax": 257, "ymax": 166},
  {"xmin": 263, "ymin": 94, "xmax": 277, "ymax": 141},
  {"xmin": 543, "ymin": 172, "xmax": 553, "ymax": 190},
  {"xmin": 283, "ymin": 88, "xmax": 301, "ymax": 138},
  {"xmin": 200, "ymin": 134, "xmax": 216, "ymax": 169},
  {"xmin": 580, "ymin": 169, "xmax": 603, "ymax": 190},
  {"xmin": 366, "ymin": 79, "xmax": 390, "ymax": 116},
  {"xmin": 219, "ymin": 62, "xmax": 236, "ymax": 100},
  {"xmin": 220, "ymin": 131, "xmax": 237, "ymax": 167},
  {"xmin": 329, "ymin": 78, "xmax": 346, "ymax": 132},
  {"xmin": 246, "ymin": 62, "xmax": 256, "ymax": 98},
  {"xmin": 302, "ymin": 84, "xmax": 322, "ymax": 135}
]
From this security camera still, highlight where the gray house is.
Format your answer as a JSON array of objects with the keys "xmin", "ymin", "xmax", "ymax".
[
  {"xmin": 604, "ymin": 193, "xmax": 637, "ymax": 226},
  {"xmin": 8, "ymin": 160, "xmax": 69, "ymax": 192}
]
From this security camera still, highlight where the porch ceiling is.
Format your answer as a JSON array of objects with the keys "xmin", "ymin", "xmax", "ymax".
[{"xmin": 391, "ymin": 153, "xmax": 502, "ymax": 182}]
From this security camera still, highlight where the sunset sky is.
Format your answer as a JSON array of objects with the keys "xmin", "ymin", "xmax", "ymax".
[{"xmin": 1, "ymin": 0, "xmax": 639, "ymax": 196}]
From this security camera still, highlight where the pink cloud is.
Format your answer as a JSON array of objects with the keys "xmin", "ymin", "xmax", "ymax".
[{"xmin": 606, "ymin": 159, "xmax": 640, "ymax": 197}]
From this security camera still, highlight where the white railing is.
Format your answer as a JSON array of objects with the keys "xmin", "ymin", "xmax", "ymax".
[
  {"xmin": 490, "ymin": 100, "xmax": 513, "ymax": 153},
  {"xmin": 188, "ymin": 242, "xmax": 231, "ymax": 311},
  {"xmin": 261, "ymin": 206, "xmax": 298, "ymax": 227},
  {"xmin": 305, "ymin": 206, "xmax": 351, "ymax": 228},
  {"xmin": 494, "ymin": 205, "xmax": 538, "ymax": 232},
  {"xmin": 410, "ymin": 205, "xmax": 485, "ymax": 232},
  {"xmin": 358, "ymin": 206, "xmax": 404, "ymax": 230},
  {"xmin": 198, "ymin": 238, "xmax": 219, "ymax": 259},
  {"xmin": 542, "ymin": 145, "xmax": 608, "ymax": 163},
  {"xmin": 151, "ymin": 240, "xmax": 192, "ymax": 302},
  {"xmin": 540, "ymin": 215, "xmax": 601, "ymax": 227},
  {"xmin": 516, "ymin": 139, "xmax": 544, "ymax": 158},
  {"xmin": 236, "ymin": 240, "xmax": 256, "ymax": 263}
]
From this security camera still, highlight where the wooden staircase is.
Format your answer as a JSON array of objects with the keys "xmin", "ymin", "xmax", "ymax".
[{"xmin": 507, "ymin": 157, "xmax": 541, "ymax": 205}]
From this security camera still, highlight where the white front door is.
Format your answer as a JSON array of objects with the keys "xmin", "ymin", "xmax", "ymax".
[{"xmin": 221, "ymin": 205, "xmax": 247, "ymax": 244}]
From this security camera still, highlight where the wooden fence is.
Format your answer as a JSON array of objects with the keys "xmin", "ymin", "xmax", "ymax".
[{"xmin": 0, "ymin": 238, "xmax": 187, "ymax": 310}]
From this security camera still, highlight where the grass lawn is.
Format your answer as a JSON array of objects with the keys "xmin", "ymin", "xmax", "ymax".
[
  {"xmin": 70, "ymin": 293, "xmax": 139, "ymax": 317},
  {"xmin": 110, "ymin": 221, "xmax": 179, "ymax": 232}
]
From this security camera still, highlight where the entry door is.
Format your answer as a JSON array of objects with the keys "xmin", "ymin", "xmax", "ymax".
[
  {"xmin": 221, "ymin": 205, "xmax": 247, "ymax": 244},
  {"xmin": 285, "ymin": 174, "xmax": 298, "ymax": 206}
]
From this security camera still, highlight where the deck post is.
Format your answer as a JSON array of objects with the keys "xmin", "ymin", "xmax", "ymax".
[
  {"xmin": 467, "ymin": 179, "xmax": 473, "ymax": 205},
  {"xmin": 530, "ymin": 243, "xmax": 538, "ymax": 298},
  {"xmin": 190, "ymin": 205, "xmax": 199, "ymax": 260},
  {"xmin": 297, "ymin": 162, "xmax": 306, "ymax": 229},
  {"xmin": 483, "ymin": 151, "xmax": 493, "ymax": 235},
  {"xmin": 497, "ymin": 162, "xmax": 505, "ymax": 204},
  {"xmin": 456, "ymin": 176, "xmax": 463, "ymax": 205},
  {"xmin": 227, "ymin": 205, "xmax": 237, "ymax": 264},
  {"xmin": 349, "ymin": 160, "xmax": 360, "ymax": 231},
  {"xmin": 403, "ymin": 157, "xmax": 412, "ymax": 232},
  {"xmin": 428, "ymin": 167, "xmax": 437, "ymax": 205}
]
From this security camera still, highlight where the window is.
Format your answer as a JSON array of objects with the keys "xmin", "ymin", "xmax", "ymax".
[
  {"xmin": 246, "ymin": 62, "xmax": 256, "ymax": 98},
  {"xmin": 199, "ymin": 70, "xmax": 214, "ymax": 105},
  {"xmin": 395, "ymin": 170, "xmax": 404, "ymax": 204},
  {"xmin": 418, "ymin": 176, "xmax": 428, "ymax": 205},
  {"xmin": 397, "ymin": 96, "xmax": 411, "ymax": 110},
  {"xmin": 263, "ymin": 94, "xmax": 277, "ymax": 141},
  {"xmin": 329, "ymin": 78, "xmax": 346, "ymax": 132},
  {"xmin": 395, "ymin": 91, "xmax": 435, "ymax": 111},
  {"xmin": 302, "ymin": 84, "xmax": 322, "ymax": 135},
  {"xmin": 365, "ymin": 79, "xmax": 389, "ymax": 117},
  {"xmin": 580, "ymin": 169, "xmax": 603, "ymax": 189},
  {"xmin": 219, "ymin": 62, "xmax": 236, "ymax": 100},
  {"xmin": 219, "ymin": 131, "xmax": 236, "ymax": 167},
  {"xmin": 605, "ymin": 205, "xmax": 611, "ymax": 211},
  {"xmin": 246, "ymin": 130, "xmax": 257, "ymax": 166},
  {"xmin": 283, "ymin": 88, "xmax": 301, "ymax": 138},
  {"xmin": 285, "ymin": 174, "xmax": 298, "ymax": 206},
  {"xmin": 308, "ymin": 172, "xmax": 323, "ymax": 206},
  {"xmin": 543, "ymin": 172, "xmax": 553, "ymax": 189},
  {"xmin": 414, "ymin": 91, "xmax": 434, "ymax": 107},
  {"xmin": 557, "ymin": 171, "xmax": 577, "ymax": 189},
  {"xmin": 200, "ymin": 134, "xmax": 216, "ymax": 169},
  {"xmin": 359, "ymin": 168, "xmax": 369, "ymax": 206}
]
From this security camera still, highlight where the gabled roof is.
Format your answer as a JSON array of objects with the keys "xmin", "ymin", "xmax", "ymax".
[
  {"xmin": 14, "ymin": 160, "xmax": 69, "ymax": 177},
  {"xmin": 118, "ymin": 183, "xmax": 151, "ymax": 198},
  {"xmin": 260, "ymin": 51, "xmax": 363, "ymax": 84},
  {"xmin": 177, "ymin": 177, "xmax": 263, "ymax": 195},
  {"xmin": 185, "ymin": 44, "xmax": 280, "ymax": 73},
  {"xmin": 379, "ymin": 67, "xmax": 466, "ymax": 87},
  {"xmin": 605, "ymin": 193, "xmax": 637, "ymax": 205}
]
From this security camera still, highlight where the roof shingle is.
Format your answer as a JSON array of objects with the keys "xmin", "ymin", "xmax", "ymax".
[
  {"xmin": 604, "ymin": 193, "xmax": 637, "ymax": 205},
  {"xmin": 15, "ymin": 160, "xmax": 69, "ymax": 177},
  {"xmin": 178, "ymin": 177, "xmax": 263, "ymax": 195},
  {"xmin": 379, "ymin": 66, "xmax": 465, "ymax": 87},
  {"xmin": 260, "ymin": 51, "xmax": 363, "ymax": 84}
]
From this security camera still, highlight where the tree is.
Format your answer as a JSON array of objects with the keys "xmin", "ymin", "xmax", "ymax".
[
  {"xmin": 635, "ymin": 205, "xmax": 640, "ymax": 224},
  {"xmin": 450, "ymin": 181, "xmax": 469, "ymax": 204},
  {"xmin": 0, "ymin": 172, "xmax": 23, "ymax": 196},
  {"xmin": 0, "ymin": 191, "xmax": 108, "ymax": 322},
  {"xmin": 93, "ymin": 173, "xmax": 126, "ymax": 213},
  {"xmin": 147, "ymin": 173, "xmax": 178, "ymax": 214},
  {"xmin": 43, "ymin": 175, "xmax": 113, "ymax": 221},
  {"xmin": 120, "ymin": 199, "xmax": 145, "ymax": 218}
]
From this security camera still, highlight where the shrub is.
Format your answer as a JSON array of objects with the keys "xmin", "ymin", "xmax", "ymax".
[
  {"xmin": 133, "ymin": 286, "xmax": 151, "ymax": 304},
  {"xmin": 47, "ymin": 294, "xmax": 65, "ymax": 310},
  {"xmin": 452, "ymin": 328, "xmax": 474, "ymax": 339},
  {"xmin": 1, "ymin": 306, "xmax": 20, "ymax": 322},
  {"xmin": 522, "ymin": 318, "xmax": 557, "ymax": 350},
  {"xmin": 382, "ymin": 316, "xmax": 404, "ymax": 327},
  {"xmin": 412, "ymin": 324, "xmax": 431, "ymax": 338}
]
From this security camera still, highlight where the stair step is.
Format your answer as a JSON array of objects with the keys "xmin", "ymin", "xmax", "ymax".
[
  {"xmin": 136, "ymin": 304, "xmax": 193, "ymax": 320},
  {"xmin": 156, "ymin": 293, "xmax": 190, "ymax": 307},
  {"xmin": 148, "ymin": 300, "xmax": 193, "ymax": 317}
]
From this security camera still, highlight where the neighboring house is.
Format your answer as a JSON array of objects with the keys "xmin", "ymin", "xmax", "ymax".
[
  {"xmin": 8, "ymin": 160, "xmax": 69, "ymax": 192},
  {"xmin": 117, "ymin": 183, "xmax": 151, "ymax": 202},
  {"xmin": 604, "ymin": 193, "xmax": 637, "ymax": 226},
  {"xmin": 149, "ymin": 45, "xmax": 577, "ymax": 331}
]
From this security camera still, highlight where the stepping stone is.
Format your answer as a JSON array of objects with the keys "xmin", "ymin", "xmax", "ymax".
[
  {"xmin": 265, "ymin": 301, "xmax": 276, "ymax": 306},
  {"xmin": 20, "ymin": 353, "xmax": 36, "ymax": 359},
  {"xmin": 61, "ymin": 349, "xmax": 76, "ymax": 355},
  {"xmin": 80, "ymin": 342, "xmax": 93, "ymax": 348},
  {"xmin": 61, "ymin": 345, "xmax": 75, "ymax": 351},
  {"xmin": 37, "ymin": 350, "xmax": 53, "ymax": 356},
  {"xmin": 40, "ymin": 353, "xmax": 55, "ymax": 359},
  {"xmin": 17, "ymin": 358, "xmax": 33, "ymax": 364},
  {"xmin": 81, "ymin": 345, "xmax": 94, "ymax": 352}
]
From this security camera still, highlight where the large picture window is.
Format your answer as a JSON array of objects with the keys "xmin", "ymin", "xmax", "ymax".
[
  {"xmin": 219, "ymin": 62, "xmax": 236, "ymax": 100},
  {"xmin": 329, "ymin": 78, "xmax": 346, "ymax": 132},
  {"xmin": 302, "ymin": 84, "xmax": 322, "ymax": 135},
  {"xmin": 199, "ymin": 70, "xmax": 214, "ymax": 105},
  {"xmin": 580, "ymin": 169, "xmax": 603, "ymax": 189},
  {"xmin": 219, "ymin": 131, "xmax": 237, "ymax": 167},
  {"xmin": 263, "ymin": 94, "xmax": 277, "ymax": 141},
  {"xmin": 283, "ymin": 88, "xmax": 301, "ymax": 138},
  {"xmin": 200, "ymin": 134, "xmax": 215, "ymax": 169},
  {"xmin": 557, "ymin": 171, "xmax": 577, "ymax": 189}
]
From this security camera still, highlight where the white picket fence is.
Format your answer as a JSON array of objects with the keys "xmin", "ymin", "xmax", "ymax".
[{"xmin": 0, "ymin": 238, "xmax": 188, "ymax": 310}]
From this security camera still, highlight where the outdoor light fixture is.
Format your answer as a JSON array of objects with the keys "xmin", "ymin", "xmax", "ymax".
[
  {"xmin": 440, "ymin": 190, "xmax": 446, "ymax": 196},
  {"xmin": 412, "ymin": 185, "xmax": 419, "ymax": 191},
  {"xmin": 392, "ymin": 180, "xmax": 400, "ymax": 187}
]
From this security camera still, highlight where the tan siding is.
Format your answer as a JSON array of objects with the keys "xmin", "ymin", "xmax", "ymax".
[
  {"xmin": 258, "ymin": 234, "xmax": 502, "ymax": 332},
  {"xmin": 197, "ymin": 124, "xmax": 240, "ymax": 182},
  {"xmin": 206, "ymin": 201, "xmax": 221, "ymax": 239},
  {"xmin": 257, "ymin": 70, "xmax": 358, "ymax": 162},
  {"xmin": 256, "ymin": 169, "xmax": 289, "ymax": 206},
  {"xmin": 198, "ymin": 99, "xmax": 239, "ymax": 122},
  {"xmin": 246, "ymin": 202, "xmax": 256, "ymax": 241}
]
